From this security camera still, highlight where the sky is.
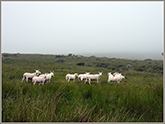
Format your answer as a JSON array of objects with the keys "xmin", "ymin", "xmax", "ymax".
[{"xmin": 1, "ymin": 1, "xmax": 164, "ymax": 59}]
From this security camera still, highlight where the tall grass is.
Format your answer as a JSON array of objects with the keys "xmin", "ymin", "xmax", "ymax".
[{"xmin": 2, "ymin": 79, "xmax": 162, "ymax": 122}]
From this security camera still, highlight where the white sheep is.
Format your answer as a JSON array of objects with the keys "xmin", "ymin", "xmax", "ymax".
[
  {"xmin": 108, "ymin": 72, "xmax": 125, "ymax": 83},
  {"xmin": 32, "ymin": 75, "xmax": 47, "ymax": 85},
  {"xmin": 22, "ymin": 70, "xmax": 41, "ymax": 82},
  {"xmin": 78, "ymin": 72, "xmax": 90, "ymax": 82},
  {"xmin": 113, "ymin": 72, "xmax": 121, "ymax": 76},
  {"xmin": 66, "ymin": 73, "xmax": 78, "ymax": 82},
  {"xmin": 39, "ymin": 71, "xmax": 54, "ymax": 83},
  {"xmin": 46, "ymin": 71, "xmax": 54, "ymax": 83},
  {"xmin": 85, "ymin": 71, "xmax": 103, "ymax": 85}
]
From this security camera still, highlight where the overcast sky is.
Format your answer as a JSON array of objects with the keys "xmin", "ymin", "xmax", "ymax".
[{"xmin": 1, "ymin": 1, "xmax": 164, "ymax": 57}]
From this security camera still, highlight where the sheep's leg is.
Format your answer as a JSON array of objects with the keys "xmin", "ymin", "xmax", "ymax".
[
  {"xmin": 26, "ymin": 77, "xmax": 28, "ymax": 82},
  {"xmin": 39, "ymin": 81, "xmax": 42, "ymax": 85},
  {"xmin": 108, "ymin": 78, "xmax": 110, "ymax": 82},
  {"xmin": 33, "ymin": 81, "xmax": 36, "ymax": 85},
  {"xmin": 84, "ymin": 79, "xmax": 87, "ymax": 84},
  {"xmin": 41, "ymin": 81, "xmax": 44, "ymax": 85},
  {"xmin": 22, "ymin": 76, "xmax": 25, "ymax": 82},
  {"xmin": 89, "ymin": 79, "xmax": 91, "ymax": 85}
]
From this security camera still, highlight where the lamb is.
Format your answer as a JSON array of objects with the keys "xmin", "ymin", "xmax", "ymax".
[
  {"xmin": 85, "ymin": 72, "xmax": 103, "ymax": 85},
  {"xmin": 32, "ymin": 75, "xmax": 47, "ymax": 85},
  {"xmin": 66, "ymin": 73, "xmax": 78, "ymax": 82},
  {"xmin": 39, "ymin": 71, "xmax": 54, "ymax": 83},
  {"xmin": 78, "ymin": 72, "xmax": 90, "ymax": 82},
  {"xmin": 46, "ymin": 71, "xmax": 54, "ymax": 83},
  {"xmin": 22, "ymin": 70, "xmax": 41, "ymax": 82},
  {"xmin": 107, "ymin": 72, "xmax": 125, "ymax": 83},
  {"xmin": 113, "ymin": 72, "xmax": 121, "ymax": 76}
]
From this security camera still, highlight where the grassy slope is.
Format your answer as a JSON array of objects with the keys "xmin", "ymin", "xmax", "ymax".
[{"xmin": 2, "ymin": 53, "xmax": 163, "ymax": 122}]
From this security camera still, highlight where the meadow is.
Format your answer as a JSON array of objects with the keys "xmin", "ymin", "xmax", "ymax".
[{"xmin": 2, "ymin": 53, "xmax": 163, "ymax": 122}]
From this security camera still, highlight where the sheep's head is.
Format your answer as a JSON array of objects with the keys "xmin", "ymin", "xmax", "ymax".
[
  {"xmin": 50, "ymin": 71, "xmax": 54, "ymax": 77},
  {"xmin": 85, "ymin": 72, "xmax": 90, "ymax": 75},
  {"xmin": 107, "ymin": 72, "xmax": 112, "ymax": 76},
  {"xmin": 74, "ymin": 73, "xmax": 78, "ymax": 77},
  {"xmin": 35, "ymin": 70, "xmax": 41, "ymax": 75},
  {"xmin": 121, "ymin": 75, "xmax": 125, "ymax": 79},
  {"xmin": 98, "ymin": 71, "xmax": 103, "ymax": 76},
  {"xmin": 44, "ymin": 74, "xmax": 47, "ymax": 78}
]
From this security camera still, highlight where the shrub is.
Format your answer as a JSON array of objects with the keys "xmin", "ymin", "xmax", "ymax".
[{"xmin": 77, "ymin": 63, "xmax": 85, "ymax": 66}]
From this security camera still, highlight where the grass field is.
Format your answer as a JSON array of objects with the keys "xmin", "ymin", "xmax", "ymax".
[{"xmin": 2, "ymin": 53, "xmax": 163, "ymax": 122}]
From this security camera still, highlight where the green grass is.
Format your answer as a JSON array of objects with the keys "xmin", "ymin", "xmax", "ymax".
[{"xmin": 2, "ymin": 53, "xmax": 163, "ymax": 122}]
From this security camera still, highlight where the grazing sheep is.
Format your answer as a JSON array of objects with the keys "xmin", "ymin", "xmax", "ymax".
[
  {"xmin": 39, "ymin": 73, "xmax": 49, "ymax": 77},
  {"xmin": 32, "ymin": 75, "xmax": 47, "ymax": 85},
  {"xmin": 39, "ymin": 71, "xmax": 54, "ymax": 83},
  {"xmin": 85, "ymin": 72, "xmax": 103, "ymax": 85},
  {"xmin": 78, "ymin": 72, "xmax": 90, "ymax": 82},
  {"xmin": 108, "ymin": 72, "xmax": 125, "ymax": 83},
  {"xmin": 66, "ymin": 73, "xmax": 78, "ymax": 82},
  {"xmin": 22, "ymin": 70, "xmax": 41, "ymax": 82},
  {"xmin": 78, "ymin": 74, "xmax": 84, "ymax": 81},
  {"xmin": 46, "ymin": 71, "xmax": 54, "ymax": 83},
  {"xmin": 113, "ymin": 72, "xmax": 121, "ymax": 76}
]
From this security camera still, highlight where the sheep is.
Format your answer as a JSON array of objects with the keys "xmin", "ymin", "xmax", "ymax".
[
  {"xmin": 39, "ymin": 71, "xmax": 54, "ymax": 83},
  {"xmin": 46, "ymin": 71, "xmax": 54, "ymax": 83},
  {"xmin": 108, "ymin": 72, "xmax": 125, "ymax": 83},
  {"xmin": 66, "ymin": 73, "xmax": 78, "ymax": 82},
  {"xmin": 113, "ymin": 72, "xmax": 121, "ymax": 76},
  {"xmin": 78, "ymin": 72, "xmax": 90, "ymax": 82},
  {"xmin": 85, "ymin": 72, "xmax": 103, "ymax": 85},
  {"xmin": 22, "ymin": 70, "xmax": 41, "ymax": 82},
  {"xmin": 39, "ymin": 73, "xmax": 49, "ymax": 77},
  {"xmin": 113, "ymin": 72, "xmax": 125, "ymax": 80},
  {"xmin": 32, "ymin": 75, "xmax": 47, "ymax": 85}
]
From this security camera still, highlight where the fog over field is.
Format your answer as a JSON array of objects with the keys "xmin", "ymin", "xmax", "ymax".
[
  {"xmin": 81, "ymin": 52, "xmax": 163, "ymax": 60},
  {"xmin": 2, "ymin": 1, "xmax": 163, "ymax": 60}
]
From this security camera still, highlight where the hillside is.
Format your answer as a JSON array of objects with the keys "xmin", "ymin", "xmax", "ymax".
[{"xmin": 2, "ymin": 53, "xmax": 163, "ymax": 122}]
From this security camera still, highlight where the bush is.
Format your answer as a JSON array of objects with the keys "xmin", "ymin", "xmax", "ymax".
[{"xmin": 77, "ymin": 63, "xmax": 85, "ymax": 66}]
